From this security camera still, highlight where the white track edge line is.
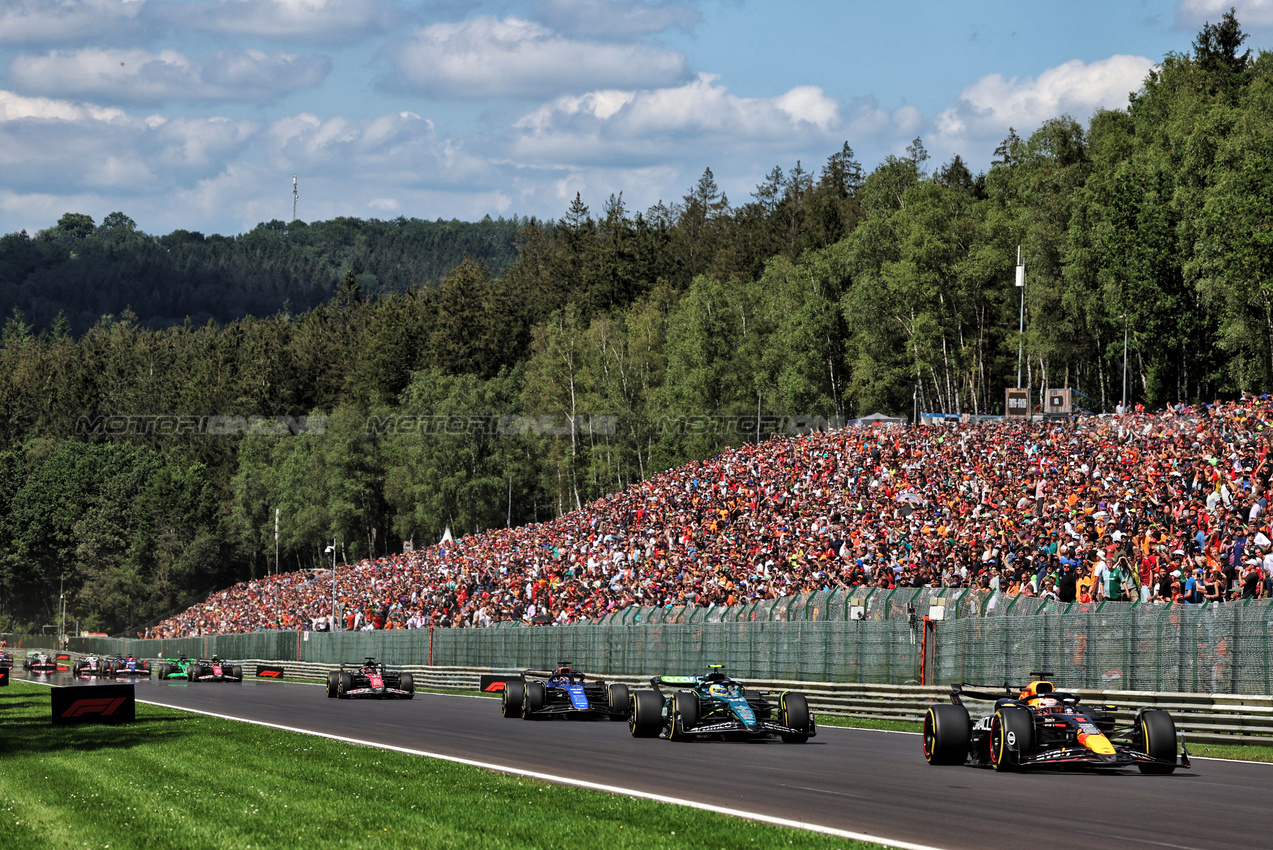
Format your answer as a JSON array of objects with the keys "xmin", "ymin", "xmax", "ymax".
[{"xmin": 135, "ymin": 696, "xmax": 946, "ymax": 850}]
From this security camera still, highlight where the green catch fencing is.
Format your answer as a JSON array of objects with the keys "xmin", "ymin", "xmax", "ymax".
[{"xmin": 68, "ymin": 592, "xmax": 1273, "ymax": 692}]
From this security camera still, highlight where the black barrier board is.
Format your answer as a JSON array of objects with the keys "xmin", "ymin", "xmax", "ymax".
[
  {"xmin": 480, "ymin": 674, "xmax": 522, "ymax": 693},
  {"xmin": 51, "ymin": 683, "xmax": 135, "ymax": 725},
  {"xmin": 0, "ymin": 668, "xmax": 8, "ymax": 686},
  {"xmin": 255, "ymin": 665, "xmax": 286, "ymax": 679}
]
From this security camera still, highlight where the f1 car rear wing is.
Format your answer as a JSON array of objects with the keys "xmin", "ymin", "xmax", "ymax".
[{"xmin": 949, "ymin": 682, "xmax": 1087, "ymax": 708}]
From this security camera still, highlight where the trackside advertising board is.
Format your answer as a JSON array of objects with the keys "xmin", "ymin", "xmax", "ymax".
[
  {"xmin": 51, "ymin": 683, "xmax": 136, "ymax": 725},
  {"xmin": 255, "ymin": 665, "xmax": 285, "ymax": 679},
  {"xmin": 480, "ymin": 674, "xmax": 521, "ymax": 693},
  {"xmin": 0, "ymin": 667, "xmax": 8, "ymax": 686}
]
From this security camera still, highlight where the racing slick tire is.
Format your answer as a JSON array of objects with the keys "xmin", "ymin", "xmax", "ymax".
[
  {"xmin": 157, "ymin": 663, "xmax": 169, "ymax": 678},
  {"xmin": 327, "ymin": 671, "xmax": 339, "ymax": 698},
  {"xmin": 522, "ymin": 681, "xmax": 546, "ymax": 719},
  {"xmin": 669, "ymin": 691, "xmax": 699, "ymax": 741},
  {"xmin": 607, "ymin": 683, "xmax": 630, "ymax": 720},
  {"xmin": 188, "ymin": 664, "xmax": 202, "ymax": 681},
  {"xmin": 399, "ymin": 672, "xmax": 415, "ymax": 700},
  {"xmin": 629, "ymin": 690, "xmax": 664, "ymax": 738},
  {"xmin": 990, "ymin": 706, "xmax": 1033, "ymax": 771},
  {"xmin": 779, "ymin": 692, "xmax": 812, "ymax": 744},
  {"xmin": 232, "ymin": 665, "xmax": 243, "ymax": 681},
  {"xmin": 337, "ymin": 671, "xmax": 353, "ymax": 699},
  {"xmin": 923, "ymin": 703, "xmax": 971, "ymax": 764},
  {"xmin": 1137, "ymin": 709, "xmax": 1177, "ymax": 775},
  {"xmin": 502, "ymin": 680, "xmax": 524, "ymax": 718}
]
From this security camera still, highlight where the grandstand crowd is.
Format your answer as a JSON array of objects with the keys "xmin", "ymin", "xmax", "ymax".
[{"xmin": 148, "ymin": 397, "xmax": 1273, "ymax": 637}]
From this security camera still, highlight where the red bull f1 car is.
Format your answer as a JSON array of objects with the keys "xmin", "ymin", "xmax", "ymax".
[
  {"xmin": 628, "ymin": 665, "xmax": 816, "ymax": 743},
  {"xmin": 326, "ymin": 657, "xmax": 414, "ymax": 699},
  {"xmin": 924, "ymin": 673, "xmax": 1190, "ymax": 773},
  {"xmin": 187, "ymin": 657, "xmax": 243, "ymax": 682},
  {"xmin": 501, "ymin": 664, "xmax": 629, "ymax": 721}
]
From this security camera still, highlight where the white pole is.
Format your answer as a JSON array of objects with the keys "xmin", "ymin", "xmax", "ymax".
[
  {"xmin": 1122, "ymin": 317, "xmax": 1129, "ymax": 411},
  {"xmin": 1015, "ymin": 246, "xmax": 1025, "ymax": 388},
  {"xmin": 274, "ymin": 508, "xmax": 279, "ymax": 576}
]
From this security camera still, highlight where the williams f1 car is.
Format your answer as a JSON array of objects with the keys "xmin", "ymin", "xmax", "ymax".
[
  {"xmin": 0, "ymin": 651, "xmax": 13, "ymax": 668},
  {"xmin": 501, "ymin": 664, "xmax": 629, "ymax": 721},
  {"xmin": 72, "ymin": 655, "xmax": 110, "ymax": 678},
  {"xmin": 326, "ymin": 657, "xmax": 414, "ymax": 699},
  {"xmin": 924, "ymin": 673, "xmax": 1190, "ymax": 773},
  {"xmin": 187, "ymin": 657, "xmax": 243, "ymax": 682},
  {"xmin": 104, "ymin": 655, "xmax": 152, "ymax": 677},
  {"xmin": 23, "ymin": 652, "xmax": 57, "ymax": 674},
  {"xmin": 628, "ymin": 665, "xmax": 816, "ymax": 742}
]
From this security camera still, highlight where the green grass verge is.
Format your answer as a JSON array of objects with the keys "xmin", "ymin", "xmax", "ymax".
[{"xmin": 0, "ymin": 682, "xmax": 877, "ymax": 849}]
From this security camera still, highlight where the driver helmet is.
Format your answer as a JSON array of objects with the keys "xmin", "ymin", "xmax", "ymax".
[
  {"xmin": 708, "ymin": 683, "xmax": 730, "ymax": 698},
  {"xmin": 1035, "ymin": 696, "xmax": 1062, "ymax": 714}
]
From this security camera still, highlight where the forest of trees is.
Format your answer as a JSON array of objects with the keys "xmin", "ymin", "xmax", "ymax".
[{"xmin": 0, "ymin": 12, "xmax": 1269, "ymax": 634}]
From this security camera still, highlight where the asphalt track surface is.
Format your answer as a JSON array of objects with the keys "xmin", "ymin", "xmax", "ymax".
[{"xmin": 23, "ymin": 670, "xmax": 1273, "ymax": 850}]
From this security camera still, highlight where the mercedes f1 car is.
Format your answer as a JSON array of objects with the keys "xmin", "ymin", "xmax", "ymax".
[
  {"xmin": 72, "ymin": 655, "xmax": 110, "ymax": 678},
  {"xmin": 23, "ymin": 651, "xmax": 57, "ymax": 674},
  {"xmin": 501, "ymin": 664, "xmax": 629, "ymax": 721},
  {"xmin": 156, "ymin": 656, "xmax": 193, "ymax": 679},
  {"xmin": 326, "ymin": 657, "xmax": 414, "ymax": 699},
  {"xmin": 104, "ymin": 655, "xmax": 152, "ymax": 677},
  {"xmin": 628, "ymin": 665, "xmax": 816, "ymax": 743},
  {"xmin": 924, "ymin": 673, "xmax": 1190, "ymax": 773},
  {"xmin": 187, "ymin": 657, "xmax": 243, "ymax": 682}
]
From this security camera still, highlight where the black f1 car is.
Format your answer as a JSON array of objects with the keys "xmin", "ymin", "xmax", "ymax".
[
  {"xmin": 924, "ymin": 673, "xmax": 1190, "ymax": 773},
  {"xmin": 187, "ymin": 657, "xmax": 244, "ymax": 682},
  {"xmin": 628, "ymin": 665, "xmax": 816, "ymax": 742},
  {"xmin": 501, "ymin": 664, "xmax": 629, "ymax": 721},
  {"xmin": 326, "ymin": 657, "xmax": 414, "ymax": 699}
]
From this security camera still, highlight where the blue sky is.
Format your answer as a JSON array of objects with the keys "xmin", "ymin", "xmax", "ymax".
[{"xmin": 0, "ymin": 0, "xmax": 1268, "ymax": 237}]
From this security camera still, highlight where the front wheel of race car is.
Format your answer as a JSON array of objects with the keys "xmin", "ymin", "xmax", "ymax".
[
  {"xmin": 780, "ymin": 692, "xmax": 812, "ymax": 743},
  {"xmin": 990, "ymin": 706, "xmax": 1033, "ymax": 772},
  {"xmin": 1137, "ymin": 709, "xmax": 1177, "ymax": 775},
  {"xmin": 923, "ymin": 704, "xmax": 971, "ymax": 764},
  {"xmin": 399, "ymin": 672, "xmax": 414, "ymax": 700},
  {"xmin": 232, "ymin": 665, "xmax": 243, "ymax": 681},
  {"xmin": 522, "ymin": 681, "xmax": 546, "ymax": 719},
  {"xmin": 327, "ymin": 671, "xmax": 339, "ymax": 698},
  {"xmin": 188, "ymin": 664, "xmax": 201, "ymax": 681},
  {"xmin": 502, "ymin": 680, "xmax": 524, "ymax": 718},
  {"xmin": 669, "ymin": 691, "xmax": 699, "ymax": 741},
  {"xmin": 157, "ymin": 663, "xmax": 169, "ymax": 678},
  {"xmin": 337, "ymin": 671, "xmax": 353, "ymax": 699},
  {"xmin": 629, "ymin": 690, "xmax": 664, "ymax": 738},
  {"xmin": 607, "ymin": 683, "xmax": 630, "ymax": 720}
]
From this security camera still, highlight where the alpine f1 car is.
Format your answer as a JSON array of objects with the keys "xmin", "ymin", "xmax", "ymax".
[
  {"xmin": 71, "ymin": 655, "xmax": 110, "ymax": 678},
  {"xmin": 924, "ymin": 673, "xmax": 1190, "ymax": 773},
  {"xmin": 326, "ymin": 657, "xmax": 414, "ymax": 699},
  {"xmin": 156, "ymin": 656, "xmax": 193, "ymax": 679},
  {"xmin": 104, "ymin": 655, "xmax": 152, "ymax": 677},
  {"xmin": 628, "ymin": 665, "xmax": 816, "ymax": 743},
  {"xmin": 23, "ymin": 651, "xmax": 57, "ymax": 674},
  {"xmin": 501, "ymin": 664, "xmax": 629, "ymax": 721},
  {"xmin": 187, "ymin": 657, "xmax": 243, "ymax": 682}
]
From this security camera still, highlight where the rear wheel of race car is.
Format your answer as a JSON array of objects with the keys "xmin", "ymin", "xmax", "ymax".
[
  {"xmin": 607, "ymin": 683, "xmax": 630, "ymax": 720},
  {"xmin": 780, "ymin": 692, "xmax": 812, "ymax": 744},
  {"xmin": 669, "ymin": 691, "xmax": 699, "ymax": 741},
  {"xmin": 502, "ymin": 680, "xmax": 524, "ymax": 718},
  {"xmin": 990, "ymin": 707, "xmax": 1033, "ymax": 772},
  {"xmin": 629, "ymin": 690, "xmax": 664, "ymax": 738},
  {"xmin": 1137, "ymin": 709, "xmax": 1177, "ymax": 775},
  {"xmin": 522, "ymin": 681, "xmax": 546, "ymax": 719},
  {"xmin": 399, "ymin": 672, "xmax": 414, "ymax": 700},
  {"xmin": 327, "ymin": 671, "xmax": 339, "ymax": 698},
  {"xmin": 338, "ymin": 671, "xmax": 353, "ymax": 699},
  {"xmin": 923, "ymin": 704, "xmax": 971, "ymax": 764}
]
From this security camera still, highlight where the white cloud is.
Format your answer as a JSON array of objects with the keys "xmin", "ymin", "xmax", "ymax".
[
  {"xmin": 933, "ymin": 55, "xmax": 1153, "ymax": 145},
  {"xmin": 534, "ymin": 0, "xmax": 701, "ymax": 38},
  {"xmin": 0, "ymin": 0, "xmax": 144, "ymax": 45},
  {"xmin": 388, "ymin": 16, "xmax": 688, "ymax": 98},
  {"xmin": 511, "ymin": 73, "xmax": 846, "ymax": 165},
  {"xmin": 1176, "ymin": 0, "xmax": 1273, "ymax": 28},
  {"xmin": 160, "ymin": 0, "xmax": 405, "ymax": 41},
  {"xmin": 8, "ymin": 48, "xmax": 329, "ymax": 104}
]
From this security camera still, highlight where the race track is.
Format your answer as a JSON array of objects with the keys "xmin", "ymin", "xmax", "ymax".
[{"xmin": 23, "ymin": 670, "xmax": 1270, "ymax": 850}]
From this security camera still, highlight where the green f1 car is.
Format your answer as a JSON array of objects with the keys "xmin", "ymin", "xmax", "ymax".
[
  {"xmin": 628, "ymin": 665, "xmax": 816, "ymax": 743},
  {"xmin": 156, "ymin": 656, "xmax": 193, "ymax": 679}
]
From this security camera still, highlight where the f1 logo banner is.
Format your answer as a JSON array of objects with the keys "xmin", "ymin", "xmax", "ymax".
[
  {"xmin": 0, "ymin": 667, "xmax": 8, "ymax": 686},
  {"xmin": 51, "ymin": 683, "xmax": 136, "ymax": 725},
  {"xmin": 480, "ymin": 674, "xmax": 521, "ymax": 693},
  {"xmin": 255, "ymin": 665, "xmax": 285, "ymax": 679}
]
